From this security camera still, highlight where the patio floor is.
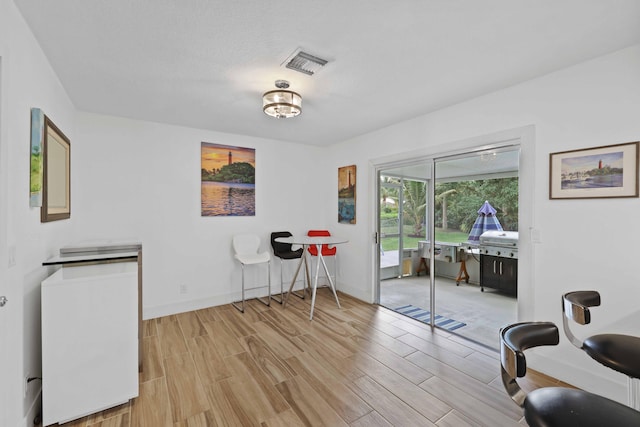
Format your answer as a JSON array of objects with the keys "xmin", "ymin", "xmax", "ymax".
[{"xmin": 379, "ymin": 253, "xmax": 517, "ymax": 349}]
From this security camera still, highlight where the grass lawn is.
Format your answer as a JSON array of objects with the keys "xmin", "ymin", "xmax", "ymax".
[{"xmin": 381, "ymin": 228, "xmax": 468, "ymax": 251}]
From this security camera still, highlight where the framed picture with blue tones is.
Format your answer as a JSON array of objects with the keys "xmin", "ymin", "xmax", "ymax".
[
  {"xmin": 338, "ymin": 165, "xmax": 356, "ymax": 224},
  {"xmin": 549, "ymin": 141, "xmax": 639, "ymax": 199}
]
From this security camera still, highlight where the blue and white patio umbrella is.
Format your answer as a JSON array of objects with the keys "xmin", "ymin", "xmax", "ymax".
[{"xmin": 467, "ymin": 200, "xmax": 503, "ymax": 243}]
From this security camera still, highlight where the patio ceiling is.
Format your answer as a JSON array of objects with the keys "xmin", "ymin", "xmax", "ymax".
[{"xmin": 381, "ymin": 148, "xmax": 519, "ymax": 181}]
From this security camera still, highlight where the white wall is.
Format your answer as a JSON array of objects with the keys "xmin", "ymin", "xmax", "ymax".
[
  {"xmin": 326, "ymin": 44, "xmax": 640, "ymax": 402},
  {"xmin": 4, "ymin": 0, "xmax": 640, "ymax": 421},
  {"xmin": 0, "ymin": 0, "xmax": 77, "ymax": 425},
  {"xmin": 73, "ymin": 113, "xmax": 328, "ymax": 318}
]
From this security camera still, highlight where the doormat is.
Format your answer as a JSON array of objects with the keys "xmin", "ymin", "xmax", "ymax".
[{"xmin": 393, "ymin": 305, "xmax": 466, "ymax": 331}]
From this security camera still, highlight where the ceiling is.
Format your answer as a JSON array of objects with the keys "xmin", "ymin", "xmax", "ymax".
[{"xmin": 14, "ymin": 0, "xmax": 640, "ymax": 146}]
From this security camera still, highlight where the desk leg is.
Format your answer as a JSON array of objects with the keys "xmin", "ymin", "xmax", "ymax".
[
  {"xmin": 283, "ymin": 248, "xmax": 307, "ymax": 308},
  {"xmin": 310, "ymin": 248, "xmax": 322, "ymax": 320},
  {"xmin": 309, "ymin": 245, "xmax": 342, "ymax": 320},
  {"xmin": 303, "ymin": 253, "xmax": 311, "ymax": 297},
  {"xmin": 319, "ymin": 252, "xmax": 341, "ymax": 309}
]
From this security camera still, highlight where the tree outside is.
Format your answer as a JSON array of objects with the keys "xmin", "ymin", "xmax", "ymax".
[
  {"xmin": 380, "ymin": 176, "xmax": 518, "ymax": 251},
  {"xmin": 435, "ymin": 178, "xmax": 518, "ymax": 233}
]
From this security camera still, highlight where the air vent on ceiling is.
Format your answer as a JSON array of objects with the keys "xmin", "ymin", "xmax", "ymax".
[{"xmin": 283, "ymin": 50, "xmax": 328, "ymax": 76}]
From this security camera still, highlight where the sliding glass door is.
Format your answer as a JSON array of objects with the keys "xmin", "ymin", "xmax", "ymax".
[
  {"xmin": 379, "ymin": 176, "xmax": 402, "ymax": 281},
  {"xmin": 377, "ymin": 146, "xmax": 519, "ymax": 349},
  {"xmin": 378, "ymin": 162, "xmax": 431, "ymax": 314},
  {"xmin": 432, "ymin": 148, "xmax": 519, "ymax": 347}
]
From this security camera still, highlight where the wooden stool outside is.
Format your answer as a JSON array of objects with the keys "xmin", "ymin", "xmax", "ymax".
[
  {"xmin": 416, "ymin": 257, "xmax": 429, "ymax": 276},
  {"xmin": 456, "ymin": 249, "xmax": 469, "ymax": 285}
]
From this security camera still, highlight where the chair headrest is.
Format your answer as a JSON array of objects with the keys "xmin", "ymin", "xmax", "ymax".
[
  {"xmin": 501, "ymin": 322, "xmax": 559, "ymax": 378},
  {"xmin": 271, "ymin": 231, "xmax": 292, "ymax": 241},
  {"xmin": 308, "ymin": 229, "xmax": 331, "ymax": 237},
  {"xmin": 563, "ymin": 291, "xmax": 600, "ymax": 325}
]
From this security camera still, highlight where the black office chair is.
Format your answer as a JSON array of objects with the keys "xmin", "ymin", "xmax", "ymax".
[
  {"xmin": 270, "ymin": 231, "xmax": 308, "ymax": 303},
  {"xmin": 500, "ymin": 321, "xmax": 640, "ymax": 426},
  {"xmin": 562, "ymin": 290, "xmax": 640, "ymax": 408}
]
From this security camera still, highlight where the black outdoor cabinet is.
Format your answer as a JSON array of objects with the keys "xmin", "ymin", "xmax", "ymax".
[{"xmin": 480, "ymin": 255, "xmax": 517, "ymax": 296}]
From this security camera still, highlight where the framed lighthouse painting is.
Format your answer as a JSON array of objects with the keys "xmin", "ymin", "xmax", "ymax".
[
  {"xmin": 338, "ymin": 165, "xmax": 356, "ymax": 224},
  {"xmin": 549, "ymin": 141, "xmax": 638, "ymax": 199},
  {"xmin": 201, "ymin": 142, "xmax": 256, "ymax": 216}
]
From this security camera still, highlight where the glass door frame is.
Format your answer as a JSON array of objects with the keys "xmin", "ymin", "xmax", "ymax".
[
  {"xmin": 379, "ymin": 176, "xmax": 404, "ymax": 279},
  {"xmin": 375, "ymin": 158, "xmax": 434, "ymax": 319},
  {"xmin": 374, "ymin": 136, "xmax": 527, "ymax": 334}
]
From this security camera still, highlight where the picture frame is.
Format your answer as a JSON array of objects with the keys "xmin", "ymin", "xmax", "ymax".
[
  {"xmin": 201, "ymin": 142, "xmax": 256, "ymax": 216},
  {"xmin": 549, "ymin": 141, "xmax": 638, "ymax": 199},
  {"xmin": 41, "ymin": 114, "xmax": 71, "ymax": 222},
  {"xmin": 338, "ymin": 165, "xmax": 356, "ymax": 224},
  {"xmin": 30, "ymin": 108, "xmax": 44, "ymax": 207}
]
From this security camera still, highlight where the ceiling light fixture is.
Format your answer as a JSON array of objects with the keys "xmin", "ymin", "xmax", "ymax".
[{"xmin": 262, "ymin": 80, "xmax": 302, "ymax": 119}]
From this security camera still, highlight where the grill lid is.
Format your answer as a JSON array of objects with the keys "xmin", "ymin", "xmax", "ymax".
[{"xmin": 479, "ymin": 231, "xmax": 518, "ymax": 247}]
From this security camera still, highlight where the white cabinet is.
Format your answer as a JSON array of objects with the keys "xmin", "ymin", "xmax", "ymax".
[{"xmin": 41, "ymin": 262, "xmax": 138, "ymax": 426}]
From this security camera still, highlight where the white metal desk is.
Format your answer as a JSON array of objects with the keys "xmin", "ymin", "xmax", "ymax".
[
  {"xmin": 41, "ymin": 241, "xmax": 142, "ymax": 425},
  {"xmin": 275, "ymin": 235, "xmax": 348, "ymax": 320}
]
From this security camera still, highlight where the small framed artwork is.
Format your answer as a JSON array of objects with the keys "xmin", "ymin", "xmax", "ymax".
[
  {"xmin": 549, "ymin": 141, "xmax": 639, "ymax": 199},
  {"xmin": 338, "ymin": 165, "xmax": 356, "ymax": 224},
  {"xmin": 30, "ymin": 108, "xmax": 44, "ymax": 207}
]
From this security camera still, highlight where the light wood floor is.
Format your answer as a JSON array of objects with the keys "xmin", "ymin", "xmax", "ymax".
[{"xmin": 56, "ymin": 289, "xmax": 570, "ymax": 427}]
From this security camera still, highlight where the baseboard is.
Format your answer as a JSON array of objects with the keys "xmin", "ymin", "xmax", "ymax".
[
  {"xmin": 143, "ymin": 283, "xmax": 308, "ymax": 319},
  {"xmin": 144, "ymin": 295, "xmax": 228, "ymax": 319},
  {"xmin": 336, "ymin": 281, "xmax": 372, "ymax": 303}
]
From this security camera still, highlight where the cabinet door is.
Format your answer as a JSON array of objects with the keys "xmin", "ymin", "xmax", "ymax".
[
  {"xmin": 500, "ymin": 258, "xmax": 518, "ymax": 296},
  {"xmin": 480, "ymin": 255, "xmax": 501, "ymax": 290},
  {"xmin": 42, "ymin": 263, "xmax": 138, "ymax": 425},
  {"xmin": 481, "ymin": 255, "xmax": 518, "ymax": 295}
]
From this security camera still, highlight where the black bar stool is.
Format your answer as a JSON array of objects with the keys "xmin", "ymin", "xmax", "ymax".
[
  {"xmin": 562, "ymin": 290, "xmax": 640, "ymax": 409},
  {"xmin": 500, "ymin": 321, "xmax": 640, "ymax": 426},
  {"xmin": 270, "ymin": 231, "xmax": 308, "ymax": 303}
]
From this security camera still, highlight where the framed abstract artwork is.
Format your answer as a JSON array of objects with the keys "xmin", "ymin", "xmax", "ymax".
[
  {"xmin": 338, "ymin": 165, "xmax": 356, "ymax": 224},
  {"xmin": 549, "ymin": 141, "xmax": 639, "ymax": 199}
]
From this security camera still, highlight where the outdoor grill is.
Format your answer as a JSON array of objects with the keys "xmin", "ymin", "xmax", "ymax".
[
  {"xmin": 479, "ymin": 230, "xmax": 518, "ymax": 259},
  {"xmin": 479, "ymin": 231, "xmax": 518, "ymax": 295}
]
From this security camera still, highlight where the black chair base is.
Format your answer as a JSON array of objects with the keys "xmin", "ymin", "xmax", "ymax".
[{"xmin": 525, "ymin": 387, "xmax": 640, "ymax": 427}]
